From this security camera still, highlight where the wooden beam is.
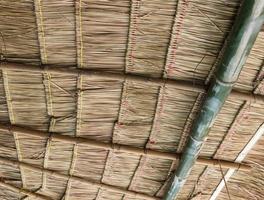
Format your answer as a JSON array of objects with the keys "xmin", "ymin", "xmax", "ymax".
[
  {"xmin": 0, "ymin": 62, "xmax": 263, "ymax": 103},
  {"xmin": 0, "ymin": 124, "xmax": 251, "ymax": 171},
  {"xmin": 0, "ymin": 157, "xmax": 160, "ymax": 200}
]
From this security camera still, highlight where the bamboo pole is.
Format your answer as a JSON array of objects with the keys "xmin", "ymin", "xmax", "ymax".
[
  {"xmin": 163, "ymin": 1, "xmax": 264, "ymax": 199},
  {"xmin": 0, "ymin": 157, "xmax": 160, "ymax": 200},
  {"xmin": 0, "ymin": 124, "xmax": 251, "ymax": 171},
  {"xmin": 0, "ymin": 62, "xmax": 263, "ymax": 103},
  {"xmin": 0, "ymin": 180, "xmax": 53, "ymax": 200}
]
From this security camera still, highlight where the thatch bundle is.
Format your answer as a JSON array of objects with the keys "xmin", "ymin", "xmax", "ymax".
[
  {"xmin": 218, "ymin": 134, "xmax": 264, "ymax": 200},
  {"xmin": 236, "ymin": 32, "xmax": 264, "ymax": 93},
  {"xmin": 0, "ymin": 0, "xmax": 263, "ymax": 200},
  {"xmin": 0, "ymin": 1, "xmax": 39, "ymax": 64},
  {"xmin": 166, "ymin": 0, "xmax": 240, "ymax": 82}
]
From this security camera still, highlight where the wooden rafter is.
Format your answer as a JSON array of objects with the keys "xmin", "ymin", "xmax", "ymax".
[
  {"xmin": 0, "ymin": 62, "xmax": 263, "ymax": 103},
  {"xmin": 0, "ymin": 124, "xmax": 251, "ymax": 171},
  {"xmin": 0, "ymin": 157, "xmax": 160, "ymax": 200}
]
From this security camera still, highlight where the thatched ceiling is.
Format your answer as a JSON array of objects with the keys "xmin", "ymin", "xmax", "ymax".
[{"xmin": 0, "ymin": 0, "xmax": 263, "ymax": 200}]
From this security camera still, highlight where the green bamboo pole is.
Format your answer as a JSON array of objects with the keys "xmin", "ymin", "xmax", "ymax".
[{"xmin": 164, "ymin": 1, "xmax": 264, "ymax": 199}]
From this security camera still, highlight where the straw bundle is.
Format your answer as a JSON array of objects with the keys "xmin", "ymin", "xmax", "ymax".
[
  {"xmin": 126, "ymin": 0, "xmax": 177, "ymax": 77},
  {"xmin": 2, "ymin": 70, "xmax": 49, "ymax": 129},
  {"xmin": 184, "ymin": 103, "xmax": 264, "ymax": 199},
  {"xmin": 0, "ymin": 0, "xmax": 39, "ymax": 64},
  {"xmin": 34, "ymin": 0, "xmax": 76, "ymax": 65},
  {"xmin": 165, "ymin": 0, "xmax": 240, "ymax": 82},
  {"xmin": 77, "ymin": 0, "xmax": 130, "ymax": 70},
  {"xmin": 200, "ymin": 97, "xmax": 244, "ymax": 157},
  {"xmin": 0, "ymin": 71, "xmax": 8, "ymax": 122},
  {"xmin": 212, "ymin": 102, "xmax": 264, "ymax": 161},
  {"xmin": 146, "ymin": 86, "xmax": 202, "ymax": 152},
  {"xmin": 0, "ymin": 129, "xmax": 22, "ymax": 200},
  {"xmin": 0, "ymin": 0, "xmax": 263, "ymax": 199},
  {"xmin": 235, "ymin": 32, "xmax": 264, "ymax": 93},
  {"xmin": 218, "ymin": 134, "xmax": 264, "ymax": 200}
]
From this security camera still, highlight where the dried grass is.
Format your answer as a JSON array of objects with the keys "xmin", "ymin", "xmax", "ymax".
[
  {"xmin": 182, "ymin": 102, "xmax": 264, "ymax": 199},
  {"xmin": 200, "ymin": 97, "xmax": 244, "ymax": 157},
  {"xmin": 235, "ymin": 32, "xmax": 264, "ymax": 92},
  {"xmin": 0, "ymin": 72, "xmax": 8, "ymax": 121},
  {"xmin": 77, "ymin": 0, "xmax": 130, "ymax": 70},
  {"xmin": 0, "ymin": 0, "xmax": 39, "ymax": 64},
  {"xmin": 35, "ymin": 0, "xmax": 76, "ymax": 65},
  {"xmin": 127, "ymin": 0, "xmax": 177, "ymax": 77},
  {"xmin": 218, "ymin": 136, "xmax": 264, "ymax": 200},
  {"xmin": 0, "ymin": 0, "xmax": 263, "ymax": 200},
  {"xmin": 165, "ymin": 0, "xmax": 240, "ymax": 82}
]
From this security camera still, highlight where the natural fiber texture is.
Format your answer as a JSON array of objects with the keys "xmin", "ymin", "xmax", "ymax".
[
  {"xmin": 127, "ymin": 0, "xmax": 177, "ymax": 77},
  {"xmin": 236, "ymin": 32, "xmax": 264, "ymax": 92},
  {"xmin": 0, "ymin": 1, "xmax": 40, "ymax": 64},
  {"xmin": 218, "ymin": 134, "xmax": 264, "ymax": 200},
  {"xmin": 0, "ymin": 0, "xmax": 264, "ymax": 200},
  {"xmin": 0, "ymin": 129, "xmax": 22, "ymax": 200},
  {"xmin": 209, "ymin": 102, "xmax": 264, "ymax": 161},
  {"xmin": 34, "ymin": 0, "xmax": 76, "ymax": 65},
  {"xmin": 0, "ymin": 71, "xmax": 8, "ymax": 122},
  {"xmin": 77, "ymin": 0, "xmax": 130, "ymax": 70},
  {"xmin": 165, "ymin": 0, "xmax": 240, "ymax": 82},
  {"xmin": 200, "ymin": 97, "xmax": 245, "ymax": 157},
  {"xmin": 185, "ymin": 102, "xmax": 264, "ymax": 199}
]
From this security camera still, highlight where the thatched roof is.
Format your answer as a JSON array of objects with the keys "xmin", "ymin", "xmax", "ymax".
[{"xmin": 0, "ymin": 0, "xmax": 263, "ymax": 200}]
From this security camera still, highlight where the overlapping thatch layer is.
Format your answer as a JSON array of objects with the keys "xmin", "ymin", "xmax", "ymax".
[
  {"xmin": 77, "ymin": 0, "xmax": 130, "ymax": 70},
  {"xmin": 185, "ymin": 104, "xmax": 264, "ymax": 199},
  {"xmin": 126, "ymin": 0, "xmax": 177, "ymax": 77},
  {"xmin": 0, "ymin": 0, "xmax": 264, "ymax": 200},
  {"xmin": 0, "ymin": 129, "xmax": 23, "ymax": 200},
  {"xmin": 35, "ymin": 0, "xmax": 76, "ymax": 65},
  {"xmin": 218, "ymin": 134, "xmax": 264, "ymax": 200},
  {"xmin": 236, "ymin": 32, "xmax": 264, "ymax": 93},
  {"xmin": 0, "ymin": 72, "xmax": 8, "ymax": 122},
  {"xmin": 0, "ymin": 0, "xmax": 39, "ymax": 64},
  {"xmin": 165, "ymin": 0, "xmax": 240, "ymax": 82}
]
